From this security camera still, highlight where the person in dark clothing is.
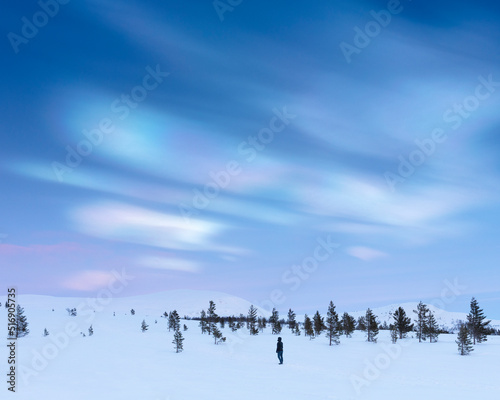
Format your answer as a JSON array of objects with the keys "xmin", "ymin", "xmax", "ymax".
[{"xmin": 276, "ymin": 337, "xmax": 283, "ymax": 364}]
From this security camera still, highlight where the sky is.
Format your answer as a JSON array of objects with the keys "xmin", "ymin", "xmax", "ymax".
[{"xmin": 1, "ymin": 0, "xmax": 500, "ymax": 318}]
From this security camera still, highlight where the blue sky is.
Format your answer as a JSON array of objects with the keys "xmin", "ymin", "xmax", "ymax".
[{"xmin": 2, "ymin": 0, "xmax": 500, "ymax": 318}]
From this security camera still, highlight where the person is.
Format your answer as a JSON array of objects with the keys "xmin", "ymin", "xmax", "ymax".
[{"xmin": 276, "ymin": 337, "xmax": 283, "ymax": 364}]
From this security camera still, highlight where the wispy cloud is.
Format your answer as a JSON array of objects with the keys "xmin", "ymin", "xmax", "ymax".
[{"xmin": 346, "ymin": 246, "xmax": 388, "ymax": 261}]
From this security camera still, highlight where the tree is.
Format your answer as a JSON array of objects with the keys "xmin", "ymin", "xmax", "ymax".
[
  {"xmin": 207, "ymin": 301, "xmax": 219, "ymax": 335},
  {"xmin": 356, "ymin": 316, "xmax": 366, "ymax": 331},
  {"xmin": 325, "ymin": 301, "xmax": 341, "ymax": 345},
  {"xmin": 413, "ymin": 302, "xmax": 429, "ymax": 343},
  {"xmin": 392, "ymin": 307, "xmax": 413, "ymax": 339},
  {"xmin": 270, "ymin": 308, "xmax": 282, "ymax": 334},
  {"xmin": 173, "ymin": 329, "xmax": 184, "ymax": 353},
  {"xmin": 427, "ymin": 311, "xmax": 439, "ymax": 343},
  {"xmin": 66, "ymin": 307, "xmax": 77, "ymax": 316},
  {"xmin": 287, "ymin": 309, "xmax": 297, "ymax": 331},
  {"xmin": 169, "ymin": 310, "xmax": 180, "ymax": 332},
  {"xmin": 389, "ymin": 324, "xmax": 398, "ymax": 344},
  {"xmin": 456, "ymin": 323, "xmax": 474, "ymax": 355},
  {"xmin": 88, "ymin": 325, "xmax": 94, "ymax": 336},
  {"xmin": 199, "ymin": 310, "xmax": 208, "ymax": 334},
  {"xmin": 467, "ymin": 297, "xmax": 491, "ymax": 345},
  {"xmin": 304, "ymin": 314, "xmax": 314, "ymax": 339},
  {"xmin": 16, "ymin": 305, "xmax": 29, "ymax": 338},
  {"xmin": 340, "ymin": 312, "xmax": 356, "ymax": 337},
  {"xmin": 365, "ymin": 308, "xmax": 379, "ymax": 343},
  {"xmin": 313, "ymin": 311, "xmax": 326, "ymax": 337},
  {"xmin": 130, "ymin": 309, "xmax": 135, "ymax": 316},
  {"xmin": 247, "ymin": 305, "xmax": 259, "ymax": 335},
  {"xmin": 141, "ymin": 320, "xmax": 148, "ymax": 332},
  {"xmin": 183, "ymin": 324, "xmax": 188, "ymax": 331},
  {"xmin": 43, "ymin": 328, "xmax": 49, "ymax": 337},
  {"xmin": 212, "ymin": 325, "xmax": 225, "ymax": 344}
]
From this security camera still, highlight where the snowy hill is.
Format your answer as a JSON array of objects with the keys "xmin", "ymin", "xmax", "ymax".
[
  {"xmin": 0, "ymin": 289, "xmax": 270, "ymax": 319},
  {"xmin": 349, "ymin": 302, "xmax": 500, "ymax": 331},
  {"xmin": 1, "ymin": 290, "xmax": 499, "ymax": 399}
]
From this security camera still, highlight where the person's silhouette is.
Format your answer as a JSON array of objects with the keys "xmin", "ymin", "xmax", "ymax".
[{"xmin": 276, "ymin": 337, "xmax": 283, "ymax": 364}]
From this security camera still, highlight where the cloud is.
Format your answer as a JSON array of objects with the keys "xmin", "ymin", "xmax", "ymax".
[
  {"xmin": 61, "ymin": 270, "xmax": 117, "ymax": 291},
  {"xmin": 346, "ymin": 246, "xmax": 388, "ymax": 261},
  {"xmin": 137, "ymin": 256, "xmax": 201, "ymax": 273}
]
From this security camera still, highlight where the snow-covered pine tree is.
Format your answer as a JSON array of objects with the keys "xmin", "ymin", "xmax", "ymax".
[
  {"xmin": 304, "ymin": 314, "xmax": 314, "ymax": 339},
  {"xmin": 427, "ymin": 311, "xmax": 439, "ymax": 343},
  {"xmin": 456, "ymin": 323, "xmax": 474, "ymax": 355},
  {"xmin": 393, "ymin": 306, "xmax": 413, "ymax": 339},
  {"xmin": 467, "ymin": 297, "xmax": 491, "ymax": 345},
  {"xmin": 212, "ymin": 325, "xmax": 225, "ymax": 344},
  {"xmin": 389, "ymin": 324, "xmax": 398, "ymax": 344},
  {"xmin": 413, "ymin": 301, "xmax": 429, "ymax": 343},
  {"xmin": 325, "ymin": 301, "xmax": 341, "ymax": 345},
  {"xmin": 130, "ymin": 309, "xmax": 135, "ymax": 316},
  {"xmin": 88, "ymin": 325, "xmax": 94, "ymax": 336},
  {"xmin": 169, "ymin": 310, "xmax": 181, "ymax": 332},
  {"xmin": 356, "ymin": 316, "xmax": 366, "ymax": 331},
  {"xmin": 287, "ymin": 309, "xmax": 297, "ymax": 331},
  {"xmin": 141, "ymin": 320, "xmax": 148, "ymax": 332},
  {"xmin": 199, "ymin": 310, "xmax": 208, "ymax": 334},
  {"xmin": 270, "ymin": 308, "xmax": 282, "ymax": 334},
  {"xmin": 183, "ymin": 324, "xmax": 188, "ymax": 331},
  {"xmin": 163, "ymin": 311, "xmax": 168, "ymax": 319},
  {"xmin": 247, "ymin": 305, "xmax": 258, "ymax": 335},
  {"xmin": 43, "ymin": 328, "xmax": 49, "ymax": 337},
  {"xmin": 258, "ymin": 317, "xmax": 264, "ymax": 332},
  {"xmin": 173, "ymin": 329, "xmax": 184, "ymax": 353},
  {"xmin": 16, "ymin": 305, "xmax": 29, "ymax": 338},
  {"xmin": 340, "ymin": 312, "xmax": 356, "ymax": 337},
  {"xmin": 207, "ymin": 301, "xmax": 219, "ymax": 335},
  {"xmin": 313, "ymin": 311, "xmax": 325, "ymax": 336},
  {"xmin": 365, "ymin": 308, "xmax": 379, "ymax": 343}
]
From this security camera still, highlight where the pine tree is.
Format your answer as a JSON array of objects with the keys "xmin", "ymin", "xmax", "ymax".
[
  {"xmin": 365, "ymin": 308, "xmax": 379, "ymax": 343},
  {"xmin": 183, "ymin": 324, "xmax": 188, "ymax": 331},
  {"xmin": 389, "ymin": 324, "xmax": 398, "ymax": 344},
  {"xmin": 356, "ymin": 316, "xmax": 366, "ymax": 331},
  {"xmin": 456, "ymin": 323, "xmax": 474, "ymax": 355},
  {"xmin": 313, "ymin": 311, "xmax": 326, "ymax": 337},
  {"xmin": 199, "ymin": 310, "xmax": 208, "ymax": 334},
  {"xmin": 287, "ymin": 309, "xmax": 297, "ymax": 331},
  {"xmin": 257, "ymin": 317, "xmax": 264, "ymax": 332},
  {"xmin": 427, "ymin": 311, "xmax": 439, "ymax": 343},
  {"xmin": 207, "ymin": 301, "xmax": 219, "ymax": 335},
  {"xmin": 467, "ymin": 297, "xmax": 491, "ymax": 345},
  {"xmin": 173, "ymin": 329, "xmax": 184, "ymax": 353},
  {"xmin": 212, "ymin": 325, "xmax": 225, "ymax": 344},
  {"xmin": 304, "ymin": 314, "xmax": 314, "ymax": 339},
  {"xmin": 43, "ymin": 328, "xmax": 49, "ymax": 337},
  {"xmin": 413, "ymin": 301, "xmax": 429, "ymax": 343},
  {"xmin": 16, "ymin": 305, "xmax": 29, "ymax": 338},
  {"xmin": 88, "ymin": 325, "xmax": 94, "ymax": 336},
  {"xmin": 393, "ymin": 306, "xmax": 413, "ymax": 339},
  {"xmin": 325, "ymin": 301, "xmax": 340, "ymax": 345},
  {"xmin": 169, "ymin": 310, "xmax": 181, "ymax": 332},
  {"xmin": 130, "ymin": 309, "xmax": 135, "ymax": 316},
  {"xmin": 340, "ymin": 312, "xmax": 356, "ymax": 337},
  {"xmin": 141, "ymin": 320, "xmax": 148, "ymax": 332},
  {"xmin": 270, "ymin": 308, "xmax": 282, "ymax": 334},
  {"xmin": 247, "ymin": 305, "xmax": 259, "ymax": 335}
]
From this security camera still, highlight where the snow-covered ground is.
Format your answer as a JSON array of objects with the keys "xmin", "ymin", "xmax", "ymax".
[{"xmin": 1, "ymin": 292, "xmax": 499, "ymax": 399}]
